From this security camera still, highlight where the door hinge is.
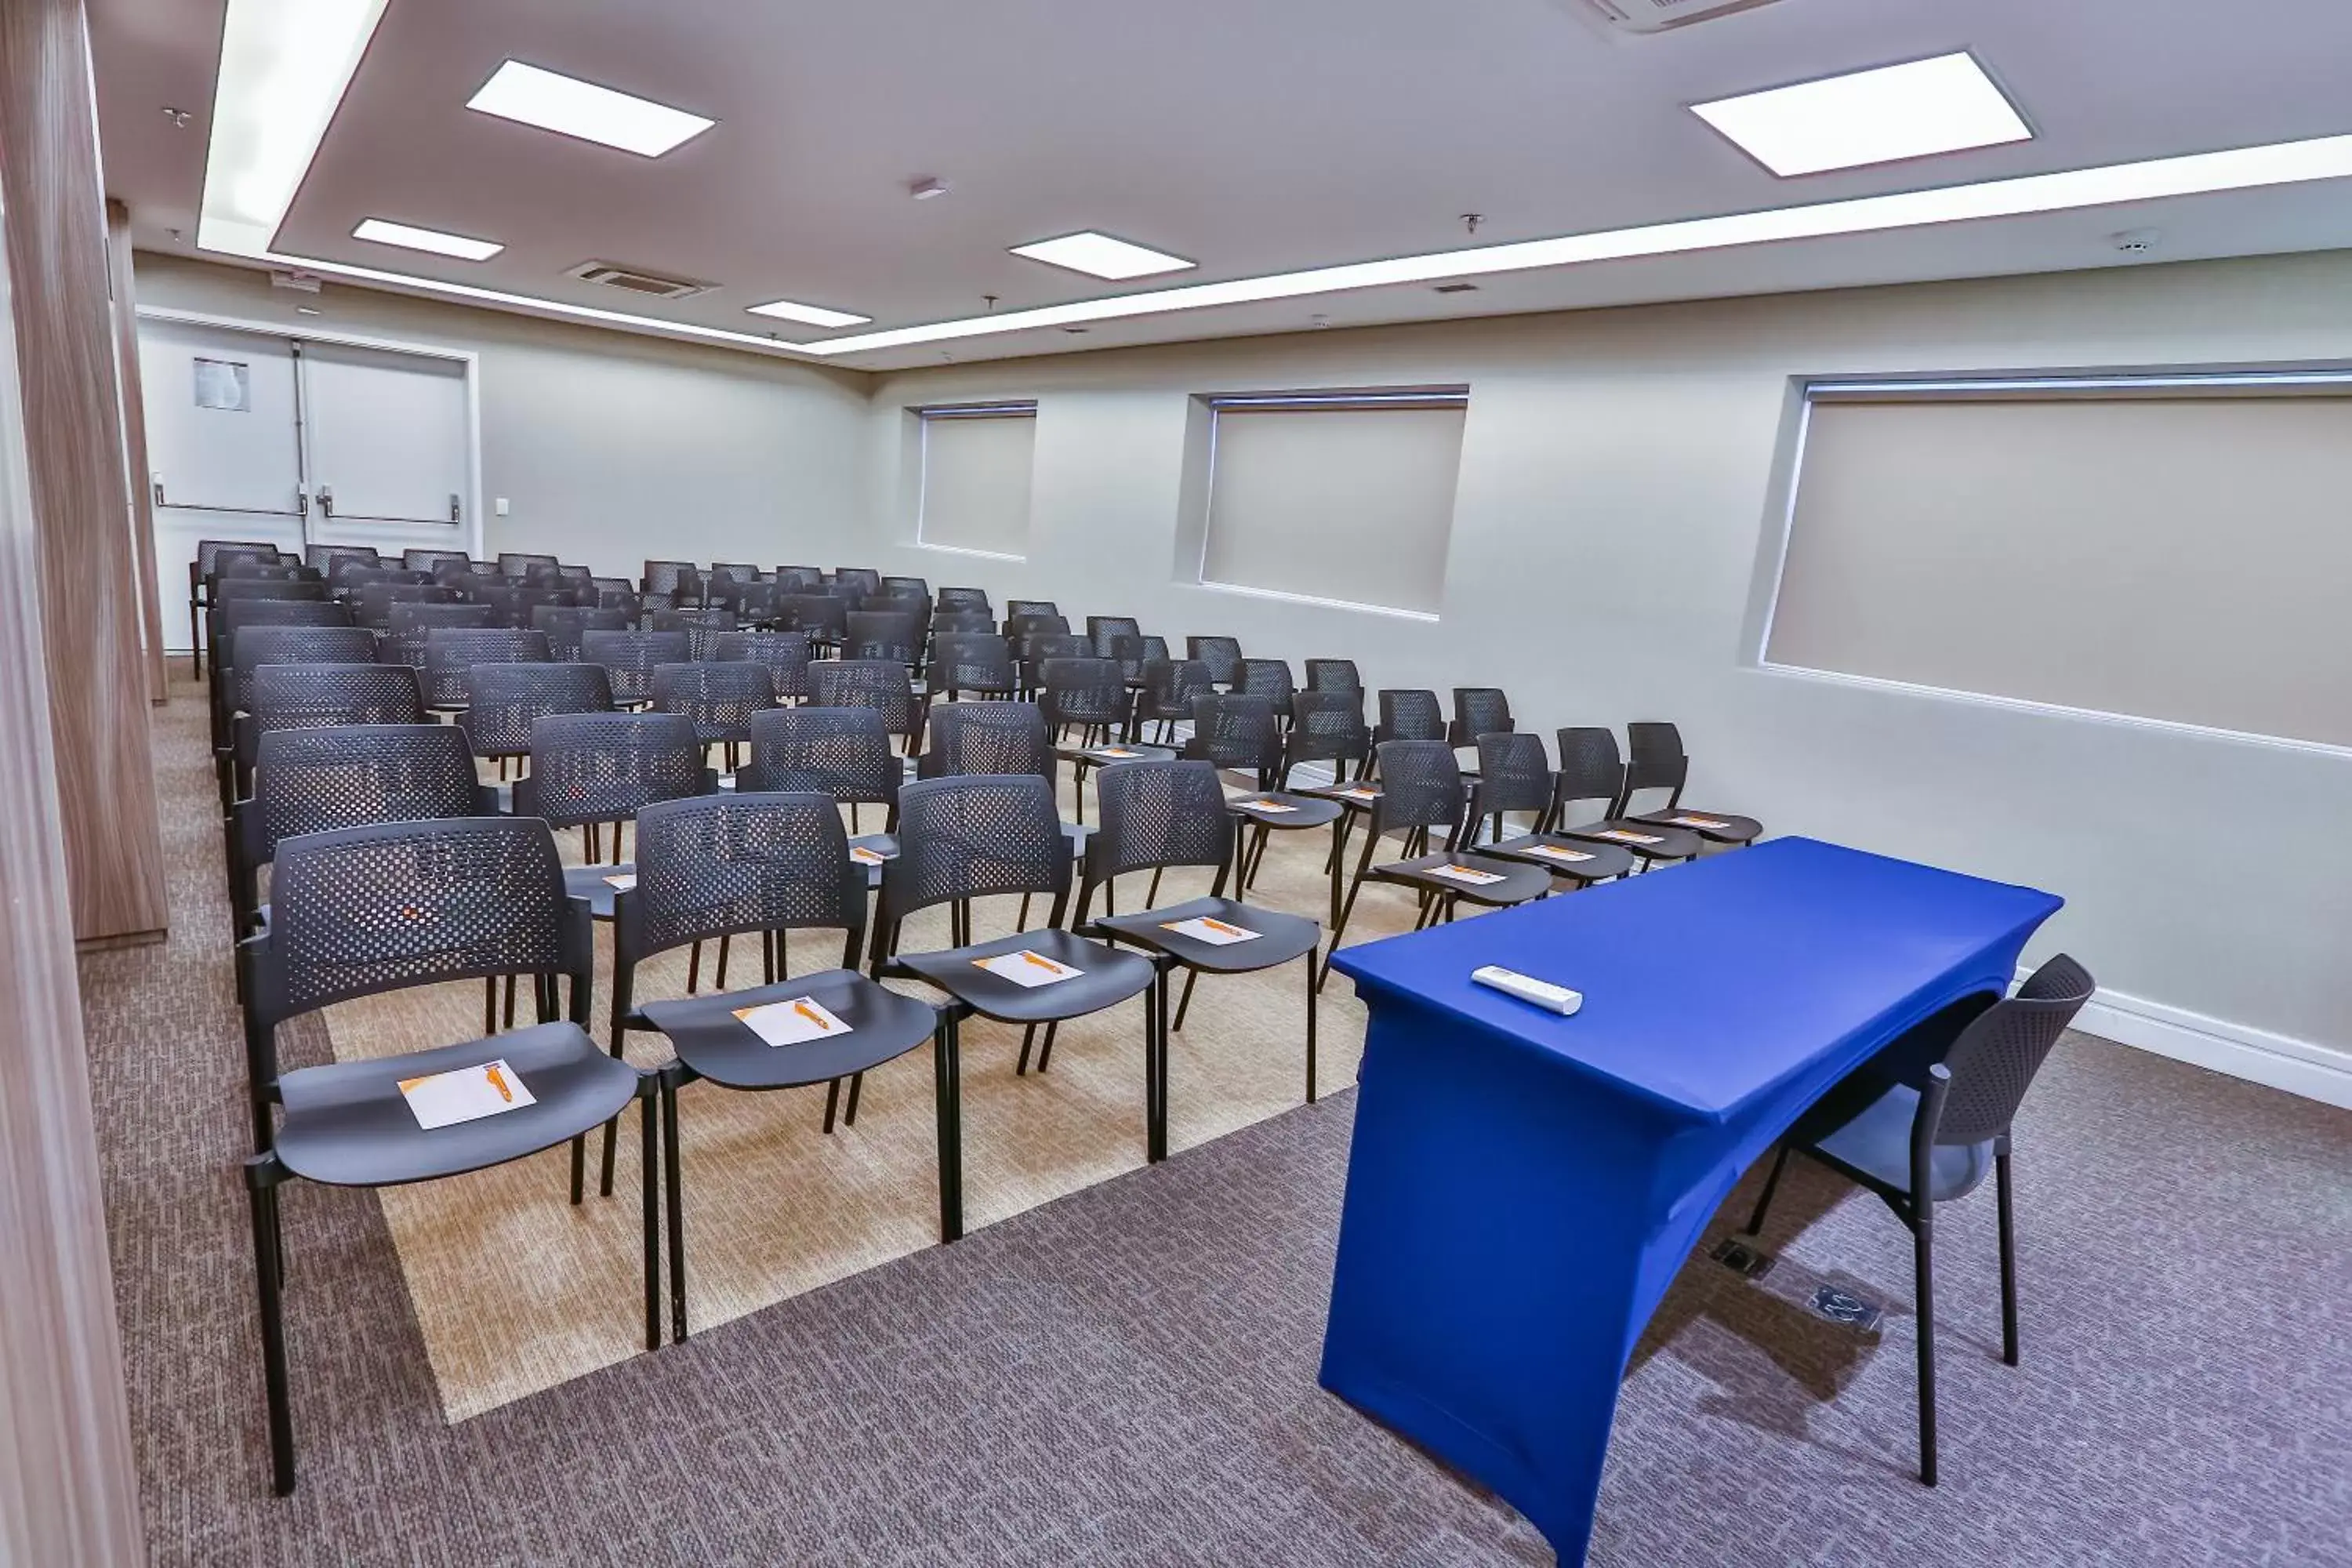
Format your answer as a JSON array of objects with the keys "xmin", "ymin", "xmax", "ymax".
[{"xmin": 449, "ymin": 492, "xmax": 462, "ymax": 523}]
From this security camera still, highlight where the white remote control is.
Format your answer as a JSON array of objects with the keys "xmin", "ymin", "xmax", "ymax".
[{"xmin": 1472, "ymin": 965, "xmax": 1582, "ymax": 1016}]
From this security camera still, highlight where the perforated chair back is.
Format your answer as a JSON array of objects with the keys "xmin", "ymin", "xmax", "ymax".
[
  {"xmin": 642, "ymin": 561, "xmax": 702, "ymax": 601},
  {"xmin": 1285, "ymin": 690, "xmax": 1370, "ymax": 776},
  {"xmin": 460, "ymin": 662, "xmax": 614, "ymax": 759},
  {"xmin": 532, "ymin": 605, "xmax": 625, "ymax": 662},
  {"xmin": 1305, "ymin": 658, "xmax": 1363, "ymax": 697},
  {"xmin": 240, "ymin": 664, "xmax": 428, "ymax": 782},
  {"xmin": 1623, "ymin": 720, "xmax": 1691, "ymax": 808},
  {"xmin": 1004, "ymin": 598, "xmax": 1057, "ymax": 619},
  {"xmin": 880, "ymin": 774, "xmax": 1071, "ymax": 933},
  {"xmin": 227, "ymin": 626, "xmax": 379, "ymax": 717},
  {"xmin": 621, "ymin": 793, "xmax": 867, "ymax": 964},
  {"xmin": 1181, "ymin": 694, "xmax": 1282, "ymax": 775},
  {"xmin": 1040, "ymin": 657, "xmax": 1127, "ymax": 732},
  {"xmin": 1370, "ymin": 741, "xmax": 1466, "ymax": 839},
  {"xmin": 1138, "ymin": 658, "xmax": 1214, "ymax": 724},
  {"xmin": 581, "ymin": 630, "xmax": 692, "ymax": 705},
  {"xmin": 930, "ymin": 609, "xmax": 997, "ymax": 639},
  {"xmin": 383, "ymin": 601, "xmax": 496, "ymax": 666},
  {"xmin": 246, "ymin": 818, "xmax": 587, "ymax": 1037},
  {"xmin": 1185, "ymin": 636, "xmax": 1243, "ymax": 688},
  {"xmin": 216, "ymin": 577, "xmax": 329, "ymax": 605},
  {"xmin": 1239, "ymin": 659, "xmax": 1296, "ymax": 720},
  {"xmin": 402, "ymin": 548, "xmax": 470, "ymax": 572},
  {"xmin": 198, "ymin": 539, "xmax": 280, "ymax": 579},
  {"xmin": 1472, "ymin": 731, "xmax": 1555, "ymax": 818},
  {"xmin": 1552, "ymin": 726, "xmax": 1628, "ymax": 818},
  {"xmin": 358, "ymin": 583, "xmax": 457, "ymax": 630},
  {"xmin": 882, "ymin": 575, "xmax": 929, "ymax": 601},
  {"xmin": 918, "ymin": 701, "xmax": 1053, "ymax": 782},
  {"xmin": 710, "ymin": 579, "xmax": 779, "ymax": 621},
  {"xmin": 708, "ymin": 562, "xmax": 762, "ymax": 585},
  {"xmin": 515, "ymin": 711, "xmax": 713, "ymax": 829},
  {"xmin": 1449, "ymin": 687, "xmax": 1515, "ymax": 748},
  {"xmin": 808, "ymin": 659, "xmax": 920, "ymax": 743},
  {"xmin": 928, "ymin": 632, "xmax": 1016, "ymax": 699},
  {"xmin": 834, "ymin": 567, "xmax": 883, "ymax": 599},
  {"xmin": 935, "ymin": 585, "xmax": 989, "ymax": 612},
  {"xmin": 305, "ymin": 543, "xmax": 381, "ymax": 575},
  {"xmin": 1932, "ymin": 956, "xmax": 2095, "ymax": 1146},
  {"xmin": 237, "ymin": 724, "xmax": 488, "ymax": 919},
  {"xmin": 1004, "ymin": 612, "xmax": 1068, "ymax": 642},
  {"xmin": 775, "ymin": 565, "xmax": 825, "ymax": 591},
  {"xmin": 648, "ymin": 607, "xmax": 739, "ymax": 660},
  {"xmin": 1084, "ymin": 759, "xmax": 1234, "ymax": 893},
  {"xmin": 714, "ymin": 630, "xmax": 813, "ymax": 700},
  {"xmin": 651, "ymin": 660, "xmax": 775, "ymax": 746},
  {"xmin": 741, "ymin": 707, "xmax": 900, "ymax": 808},
  {"xmin": 211, "ymin": 602, "xmax": 354, "ymax": 678},
  {"xmin": 1086, "ymin": 615, "xmax": 1142, "ymax": 656},
  {"xmin": 844, "ymin": 609, "xmax": 923, "ymax": 666},
  {"xmin": 421, "ymin": 627, "xmax": 551, "ymax": 707},
  {"xmin": 779, "ymin": 594, "xmax": 848, "ymax": 644},
  {"xmin": 499, "ymin": 552, "xmax": 559, "ymax": 577},
  {"xmin": 1018, "ymin": 633, "xmax": 1089, "ymax": 691},
  {"xmin": 1376, "ymin": 688, "xmax": 1446, "ymax": 745}
]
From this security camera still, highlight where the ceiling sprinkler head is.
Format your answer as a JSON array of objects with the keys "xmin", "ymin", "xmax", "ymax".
[{"xmin": 909, "ymin": 176, "xmax": 950, "ymax": 201}]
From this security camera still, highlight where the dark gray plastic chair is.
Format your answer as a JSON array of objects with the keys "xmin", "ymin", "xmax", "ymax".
[
  {"xmin": 1448, "ymin": 687, "xmax": 1514, "ymax": 750},
  {"xmin": 582, "ymin": 629, "xmax": 692, "ymax": 707},
  {"xmin": 1305, "ymin": 658, "xmax": 1363, "ymax": 698},
  {"xmin": 1238, "ymin": 659, "xmax": 1296, "ymax": 726},
  {"xmin": 809, "ymin": 659, "xmax": 923, "ymax": 753},
  {"xmin": 1185, "ymin": 636, "xmax": 1243, "ymax": 689},
  {"xmin": 740, "ymin": 706, "xmax": 902, "ymax": 841},
  {"xmin": 229, "ymin": 659, "xmax": 423, "ymax": 804},
  {"xmin": 619, "ymin": 793, "xmax": 944, "ymax": 1337},
  {"xmin": 1470, "ymin": 731, "xmax": 1634, "ymax": 887},
  {"xmin": 1619, "ymin": 720, "xmax": 1764, "ymax": 847},
  {"xmin": 459, "ymin": 662, "xmax": 614, "ymax": 769},
  {"xmin": 1743, "ymin": 955, "xmax": 2096, "ymax": 1488},
  {"xmin": 714, "ymin": 630, "xmax": 813, "ymax": 702},
  {"xmin": 1545, "ymin": 726, "xmax": 1704, "ymax": 868},
  {"xmin": 513, "ymin": 710, "xmax": 716, "ymax": 907},
  {"xmin": 1282, "ymin": 690, "xmax": 1370, "ymax": 789},
  {"xmin": 1134, "ymin": 659, "xmax": 1214, "ymax": 745},
  {"xmin": 421, "ymin": 627, "xmax": 550, "ymax": 710},
  {"xmin": 927, "ymin": 632, "xmax": 1017, "ymax": 702},
  {"xmin": 916, "ymin": 700, "xmax": 1054, "ymax": 783},
  {"xmin": 236, "ymin": 816, "xmax": 655, "ymax": 1496},
  {"xmin": 651, "ymin": 659, "xmax": 775, "ymax": 768},
  {"xmin": 1180, "ymin": 692, "xmax": 1282, "ymax": 790}
]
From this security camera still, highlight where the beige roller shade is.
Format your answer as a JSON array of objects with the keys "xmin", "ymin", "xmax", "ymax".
[
  {"xmin": 1768, "ymin": 390, "xmax": 2352, "ymax": 746},
  {"xmin": 1202, "ymin": 399, "xmax": 1465, "ymax": 615},
  {"xmin": 919, "ymin": 409, "xmax": 1035, "ymax": 557}
]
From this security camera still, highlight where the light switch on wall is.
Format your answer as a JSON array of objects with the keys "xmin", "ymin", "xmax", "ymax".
[{"xmin": 494, "ymin": 497, "xmax": 511, "ymax": 516}]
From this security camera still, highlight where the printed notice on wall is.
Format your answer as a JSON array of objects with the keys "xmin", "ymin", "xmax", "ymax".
[{"xmin": 194, "ymin": 358, "xmax": 251, "ymax": 412}]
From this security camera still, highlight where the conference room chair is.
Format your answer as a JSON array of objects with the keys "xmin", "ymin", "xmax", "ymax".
[
  {"xmin": 652, "ymin": 659, "xmax": 776, "ymax": 772},
  {"xmin": 709, "ymin": 561, "xmax": 762, "ymax": 586},
  {"xmin": 869, "ymin": 774, "xmax": 1157, "ymax": 1166},
  {"xmin": 714, "ymin": 629, "xmax": 815, "ymax": 703},
  {"xmin": 619, "ymin": 793, "xmax": 943, "ymax": 1341},
  {"xmin": 1105, "ymin": 633, "xmax": 1150, "ymax": 688},
  {"xmin": 305, "ymin": 543, "xmax": 381, "ymax": 576},
  {"xmin": 1305, "ymin": 658, "xmax": 1363, "ymax": 699},
  {"xmin": 1370, "ymin": 687, "xmax": 1446, "ymax": 781},
  {"xmin": 1448, "ymin": 687, "xmax": 1515, "ymax": 750},
  {"xmin": 590, "ymin": 574, "xmax": 636, "ymax": 598},
  {"xmin": 882, "ymin": 574, "xmax": 930, "ymax": 601},
  {"xmin": 379, "ymin": 602, "xmax": 496, "ymax": 670},
  {"xmin": 215, "ymin": 626, "xmax": 381, "ymax": 801},
  {"xmin": 582, "ymin": 629, "xmax": 692, "ymax": 708},
  {"xmin": 741, "ymin": 705, "xmax": 902, "ymax": 845},
  {"xmin": 188, "ymin": 540, "xmax": 281, "ymax": 673},
  {"xmin": 1039, "ymin": 655, "xmax": 1131, "ymax": 746},
  {"xmin": 642, "ymin": 560, "xmax": 704, "ymax": 605},
  {"xmin": 532, "ymin": 605, "xmax": 630, "ymax": 662},
  {"xmin": 1185, "ymin": 635, "xmax": 1244, "ymax": 691},
  {"xmin": 499, "ymin": 551, "xmax": 560, "ymax": 578},
  {"xmin": 328, "ymin": 562, "xmax": 423, "ymax": 600},
  {"xmin": 1016, "ymin": 632, "xmax": 1088, "ymax": 697},
  {"xmin": 459, "ymin": 661, "xmax": 615, "ymax": 781},
  {"xmin": 512, "ymin": 586, "xmax": 583, "ymax": 627},
  {"xmin": 929, "ymin": 608, "xmax": 997, "ymax": 641},
  {"xmin": 711, "ymin": 579, "xmax": 779, "ymax": 624},
  {"xmin": 1005, "ymin": 612, "xmax": 1069, "ymax": 645},
  {"xmin": 779, "ymin": 593, "xmax": 849, "ymax": 651},
  {"xmin": 1281, "ymin": 690, "xmax": 1372, "ymax": 789},
  {"xmin": 237, "ymin": 815, "xmax": 656, "ymax": 1497},
  {"xmin": 1074, "ymin": 759, "xmax": 1323, "ymax": 1135},
  {"xmin": 226, "ymin": 720, "xmax": 494, "ymax": 939},
  {"xmin": 810, "ymin": 659, "xmax": 924, "ymax": 754},
  {"xmin": 206, "ymin": 601, "xmax": 358, "ymax": 716},
  {"xmin": 1323, "ymin": 740, "xmax": 1550, "ymax": 986},
  {"xmin": 1465, "ymin": 731, "xmax": 1635, "ymax": 887},
  {"xmin": 1543, "ymin": 727, "xmax": 1704, "ymax": 869},
  {"xmin": 935, "ymin": 585, "xmax": 990, "ymax": 613},
  {"xmin": 356, "ymin": 582, "xmax": 458, "ymax": 631},
  {"xmin": 775, "ymin": 565, "xmax": 826, "ymax": 592},
  {"xmin": 1237, "ymin": 659, "xmax": 1298, "ymax": 730},
  {"xmin": 514, "ymin": 709, "xmax": 716, "ymax": 922},
  {"xmin": 927, "ymin": 632, "xmax": 1018, "ymax": 703},
  {"xmin": 834, "ymin": 567, "xmax": 884, "ymax": 600},
  {"xmin": 230, "ymin": 662, "xmax": 426, "ymax": 808},
  {"xmin": 648, "ymin": 607, "xmax": 739, "ymax": 662},
  {"xmin": 403, "ymin": 548, "xmax": 470, "ymax": 572},
  {"xmin": 1181, "ymin": 691, "xmax": 1283, "ymax": 792},
  {"xmin": 1133, "ymin": 658, "xmax": 1214, "ymax": 746},
  {"xmin": 917, "ymin": 699, "xmax": 1055, "ymax": 787},
  {"xmin": 1004, "ymin": 597, "xmax": 1057, "ymax": 619},
  {"xmin": 844, "ymin": 609, "xmax": 924, "ymax": 669},
  {"xmin": 555, "ymin": 564, "xmax": 594, "ymax": 587},
  {"xmin": 1085, "ymin": 615, "xmax": 1142, "ymax": 657},
  {"xmin": 1742, "ymin": 954, "xmax": 2096, "ymax": 1487},
  {"xmin": 419, "ymin": 627, "xmax": 552, "ymax": 712},
  {"xmin": 1618, "ymin": 720, "xmax": 1765, "ymax": 848},
  {"xmin": 203, "ymin": 562, "xmax": 319, "ymax": 669}
]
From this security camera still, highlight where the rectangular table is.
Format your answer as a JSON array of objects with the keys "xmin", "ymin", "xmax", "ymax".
[{"xmin": 1320, "ymin": 837, "xmax": 2061, "ymax": 1563}]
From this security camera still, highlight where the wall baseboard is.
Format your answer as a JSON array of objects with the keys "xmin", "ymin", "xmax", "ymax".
[{"xmin": 2059, "ymin": 983, "xmax": 2352, "ymax": 1110}]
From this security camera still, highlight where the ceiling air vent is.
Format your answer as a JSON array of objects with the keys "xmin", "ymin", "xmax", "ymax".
[
  {"xmin": 1572, "ymin": 0, "xmax": 1784, "ymax": 35},
  {"xmin": 564, "ymin": 260, "xmax": 712, "ymax": 301}
]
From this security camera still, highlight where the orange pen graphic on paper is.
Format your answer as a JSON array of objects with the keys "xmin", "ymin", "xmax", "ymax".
[
  {"xmin": 793, "ymin": 1001, "xmax": 833, "ymax": 1032},
  {"xmin": 484, "ymin": 1063, "xmax": 514, "ymax": 1103},
  {"xmin": 1199, "ymin": 917, "xmax": 1249, "ymax": 938},
  {"xmin": 1019, "ymin": 951, "xmax": 1065, "ymax": 974}
]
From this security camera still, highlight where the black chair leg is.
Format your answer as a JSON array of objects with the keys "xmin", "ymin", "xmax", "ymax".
[
  {"xmin": 822, "ymin": 1076, "xmax": 841, "ymax": 1132},
  {"xmin": 664, "ymin": 1070, "xmax": 686, "ymax": 1344},
  {"xmin": 1744, "ymin": 1145, "xmax": 1791, "ymax": 1236},
  {"xmin": 1016, "ymin": 1023, "xmax": 1037, "ymax": 1076},
  {"xmin": 1914, "ymin": 1213, "xmax": 1939, "ymax": 1487},
  {"xmin": 1320, "ymin": 833, "xmax": 1377, "ymax": 992},
  {"xmin": 934, "ymin": 1013, "xmax": 964, "ymax": 1243},
  {"xmin": 716, "ymin": 933, "xmax": 731, "ymax": 989},
  {"xmin": 245, "ymin": 1158, "xmax": 296, "ymax": 1497},
  {"xmin": 569, "ymin": 1134, "xmax": 586, "ymax": 1205},
  {"xmin": 1171, "ymin": 967, "xmax": 1200, "ymax": 1032},
  {"xmin": 687, "ymin": 941, "xmax": 702, "ymax": 993},
  {"xmin": 844, "ymin": 1070, "xmax": 864, "ymax": 1125},
  {"xmin": 1996, "ymin": 1150, "xmax": 2020, "ymax": 1366},
  {"xmin": 1036, "ymin": 1021, "xmax": 1061, "ymax": 1073},
  {"xmin": 1305, "ymin": 947, "xmax": 1319, "ymax": 1103},
  {"xmin": 641, "ymin": 1087, "xmax": 661, "ymax": 1351}
]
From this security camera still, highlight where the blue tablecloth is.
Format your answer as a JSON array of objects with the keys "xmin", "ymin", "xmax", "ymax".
[{"xmin": 1320, "ymin": 837, "xmax": 2062, "ymax": 1563}]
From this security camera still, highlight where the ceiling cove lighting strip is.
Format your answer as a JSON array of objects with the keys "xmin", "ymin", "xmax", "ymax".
[{"xmin": 198, "ymin": 0, "xmax": 391, "ymax": 256}]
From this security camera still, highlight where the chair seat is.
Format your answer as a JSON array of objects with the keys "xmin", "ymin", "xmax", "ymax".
[
  {"xmin": 894, "ymin": 927, "xmax": 1156, "ymax": 1023},
  {"xmin": 1056, "ymin": 742, "xmax": 1176, "ymax": 768},
  {"xmin": 1632, "ymin": 807, "xmax": 1762, "ymax": 846},
  {"xmin": 1094, "ymin": 896, "xmax": 1319, "ymax": 974},
  {"xmin": 1370, "ymin": 851, "xmax": 1552, "ymax": 907},
  {"xmin": 1481, "ymin": 833, "xmax": 1635, "ymax": 884},
  {"xmin": 274, "ymin": 1022, "xmax": 640, "ymax": 1188},
  {"xmin": 1224, "ymin": 790, "xmax": 1343, "ymax": 830},
  {"xmin": 1558, "ymin": 818, "xmax": 1704, "ymax": 862},
  {"xmin": 1302, "ymin": 781, "xmax": 1383, "ymax": 814},
  {"xmin": 564, "ymin": 862, "xmax": 637, "ymax": 919},
  {"xmin": 641, "ymin": 967, "xmax": 938, "ymax": 1091},
  {"xmin": 1807, "ymin": 1083, "xmax": 1995, "ymax": 1205}
]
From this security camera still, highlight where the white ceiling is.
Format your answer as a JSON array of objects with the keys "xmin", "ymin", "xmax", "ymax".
[{"xmin": 90, "ymin": 0, "xmax": 2352, "ymax": 370}]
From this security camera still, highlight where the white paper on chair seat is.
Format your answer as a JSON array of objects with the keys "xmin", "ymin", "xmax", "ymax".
[
  {"xmin": 974, "ymin": 949, "xmax": 1082, "ymax": 987},
  {"xmin": 1427, "ymin": 863, "xmax": 1507, "ymax": 887},
  {"xmin": 1595, "ymin": 829, "xmax": 1664, "ymax": 845},
  {"xmin": 1236, "ymin": 798, "xmax": 1297, "ymax": 814},
  {"xmin": 733, "ymin": 996, "xmax": 853, "ymax": 1047},
  {"xmin": 1091, "ymin": 746, "xmax": 1142, "ymax": 760},
  {"xmin": 1163, "ymin": 916, "xmax": 1262, "ymax": 946},
  {"xmin": 1671, "ymin": 815, "xmax": 1730, "ymax": 830},
  {"xmin": 603, "ymin": 873, "xmax": 637, "ymax": 891},
  {"xmin": 1526, "ymin": 843, "xmax": 1595, "ymax": 865},
  {"xmin": 399, "ymin": 1058, "xmax": 535, "ymax": 1131},
  {"xmin": 1337, "ymin": 786, "xmax": 1380, "ymax": 800},
  {"xmin": 848, "ymin": 845, "xmax": 893, "ymax": 866}
]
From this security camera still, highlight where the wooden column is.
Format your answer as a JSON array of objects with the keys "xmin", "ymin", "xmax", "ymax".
[
  {"xmin": 107, "ymin": 200, "xmax": 168, "ymax": 706},
  {"xmin": 0, "ymin": 184, "xmax": 150, "ymax": 1568},
  {"xmin": 0, "ymin": 0, "xmax": 170, "ymax": 943}
]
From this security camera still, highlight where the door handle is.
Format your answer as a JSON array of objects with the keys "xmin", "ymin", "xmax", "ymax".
[
  {"xmin": 316, "ymin": 485, "xmax": 334, "ymax": 518},
  {"xmin": 152, "ymin": 474, "xmax": 166, "ymax": 508},
  {"xmin": 448, "ymin": 492, "xmax": 462, "ymax": 523}
]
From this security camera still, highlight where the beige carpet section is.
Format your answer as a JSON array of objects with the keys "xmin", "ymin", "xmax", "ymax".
[{"xmin": 320, "ymin": 767, "xmax": 1423, "ymax": 1424}]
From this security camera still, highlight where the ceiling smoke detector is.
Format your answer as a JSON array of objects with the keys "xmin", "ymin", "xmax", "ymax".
[
  {"xmin": 909, "ymin": 176, "xmax": 950, "ymax": 201},
  {"xmin": 1566, "ymin": 0, "xmax": 1784, "ymax": 36},
  {"xmin": 2111, "ymin": 228, "xmax": 2162, "ymax": 256},
  {"xmin": 564, "ymin": 260, "xmax": 713, "ymax": 301}
]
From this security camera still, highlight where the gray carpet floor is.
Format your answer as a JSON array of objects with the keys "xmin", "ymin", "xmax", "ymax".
[{"xmin": 78, "ymin": 683, "xmax": 2352, "ymax": 1565}]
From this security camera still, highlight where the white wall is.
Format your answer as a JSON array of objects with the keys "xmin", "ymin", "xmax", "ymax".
[
  {"xmin": 132, "ymin": 253, "xmax": 873, "ymax": 579},
  {"xmin": 859, "ymin": 252, "xmax": 2352, "ymax": 1102}
]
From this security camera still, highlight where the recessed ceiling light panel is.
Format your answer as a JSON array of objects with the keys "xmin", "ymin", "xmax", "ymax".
[
  {"xmin": 466, "ymin": 60, "xmax": 715, "ymax": 158},
  {"xmin": 1010, "ymin": 231, "xmax": 1196, "ymax": 280},
  {"xmin": 1690, "ymin": 53, "xmax": 2031, "ymax": 177},
  {"xmin": 746, "ymin": 298, "xmax": 873, "ymax": 329},
  {"xmin": 351, "ymin": 217, "xmax": 503, "ymax": 260}
]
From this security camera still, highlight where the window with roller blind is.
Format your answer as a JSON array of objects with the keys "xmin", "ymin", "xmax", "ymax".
[
  {"xmin": 1196, "ymin": 390, "xmax": 1468, "ymax": 618},
  {"xmin": 1765, "ymin": 372, "xmax": 2352, "ymax": 748},
  {"xmin": 916, "ymin": 402, "xmax": 1036, "ymax": 558}
]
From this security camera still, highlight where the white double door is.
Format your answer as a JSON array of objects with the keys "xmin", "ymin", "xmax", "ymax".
[{"xmin": 140, "ymin": 316, "xmax": 478, "ymax": 648}]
